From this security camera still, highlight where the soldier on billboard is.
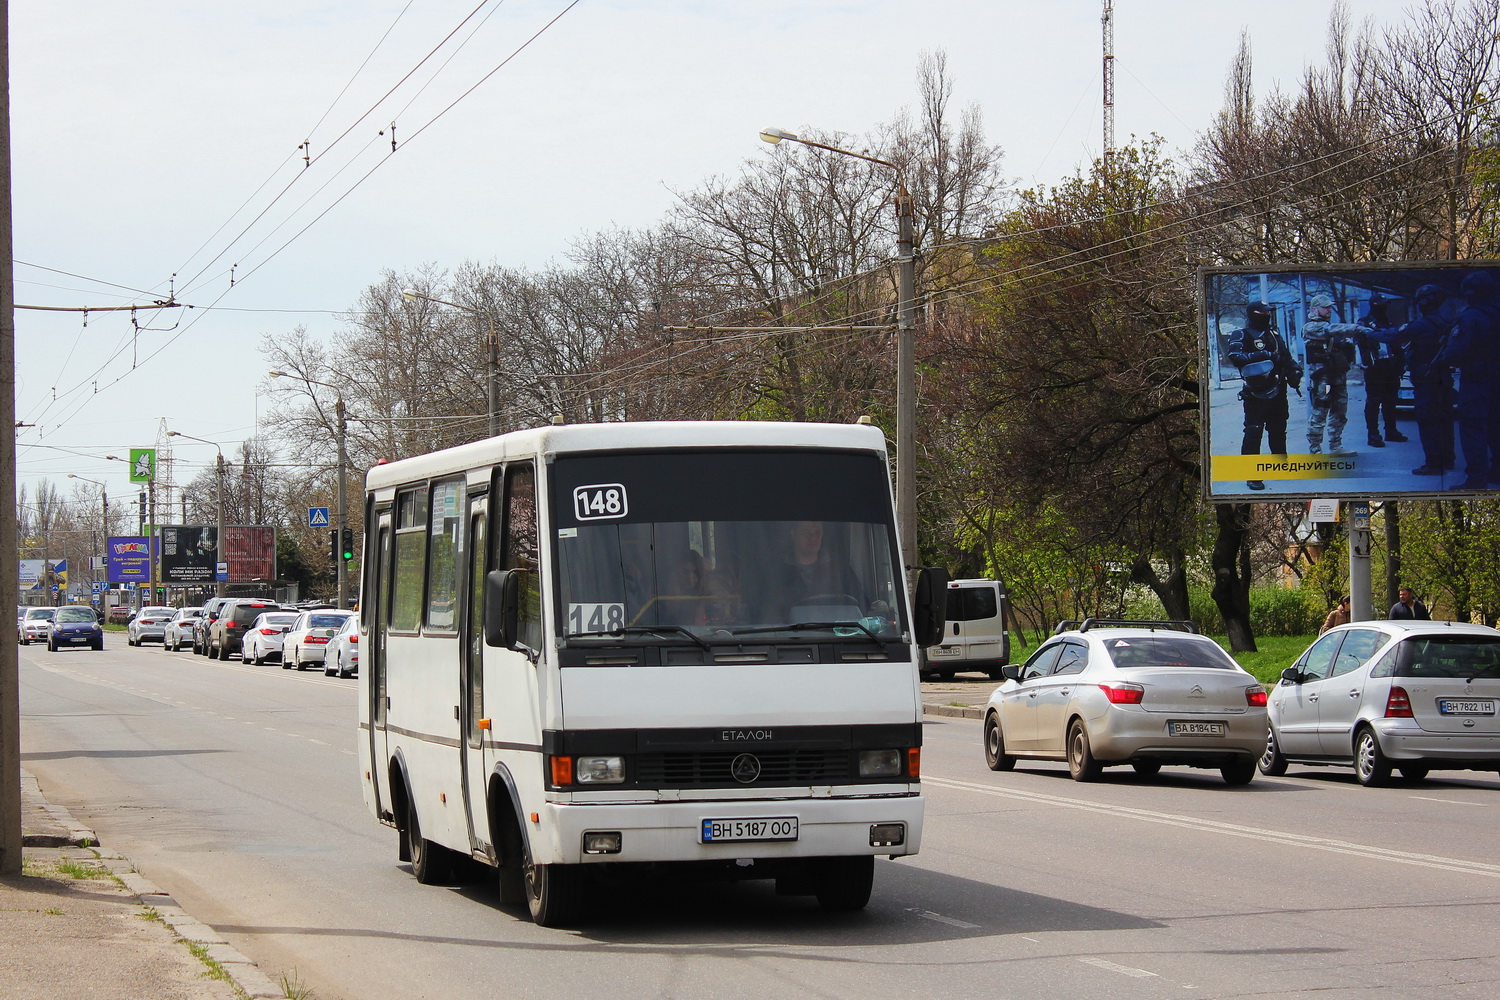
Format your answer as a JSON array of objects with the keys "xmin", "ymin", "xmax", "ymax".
[
  {"xmin": 1355, "ymin": 295, "xmax": 1408, "ymax": 449},
  {"xmin": 1398, "ymin": 284, "xmax": 1457, "ymax": 476},
  {"xmin": 1225, "ymin": 302, "xmax": 1301, "ymax": 491},
  {"xmin": 1303, "ymin": 293, "xmax": 1367, "ymax": 456},
  {"xmin": 1434, "ymin": 270, "xmax": 1500, "ymax": 491}
]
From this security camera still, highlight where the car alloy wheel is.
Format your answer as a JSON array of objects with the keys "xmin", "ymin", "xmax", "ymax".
[
  {"xmin": 1354, "ymin": 727, "xmax": 1392, "ymax": 786},
  {"xmin": 1258, "ymin": 725, "xmax": 1289, "ymax": 776}
]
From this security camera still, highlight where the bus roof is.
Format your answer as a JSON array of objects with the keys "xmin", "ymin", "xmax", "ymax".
[{"xmin": 364, "ymin": 420, "xmax": 889, "ymax": 492}]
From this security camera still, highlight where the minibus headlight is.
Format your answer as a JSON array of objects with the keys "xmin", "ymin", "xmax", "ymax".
[
  {"xmin": 858, "ymin": 749, "xmax": 902, "ymax": 778},
  {"xmin": 575, "ymin": 755, "xmax": 626, "ymax": 784}
]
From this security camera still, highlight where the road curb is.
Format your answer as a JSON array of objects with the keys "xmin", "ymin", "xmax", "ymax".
[
  {"xmin": 24, "ymin": 774, "xmax": 285, "ymax": 1000},
  {"xmin": 923, "ymin": 703, "xmax": 982, "ymax": 720}
]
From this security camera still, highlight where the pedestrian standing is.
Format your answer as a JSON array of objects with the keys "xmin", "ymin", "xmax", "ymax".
[
  {"xmin": 1226, "ymin": 302, "xmax": 1302, "ymax": 491},
  {"xmin": 1320, "ymin": 596, "xmax": 1351, "ymax": 635},
  {"xmin": 1388, "ymin": 587, "xmax": 1430, "ymax": 621}
]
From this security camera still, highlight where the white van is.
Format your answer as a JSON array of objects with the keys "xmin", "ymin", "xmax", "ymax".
[{"xmin": 922, "ymin": 578, "xmax": 1009, "ymax": 680}]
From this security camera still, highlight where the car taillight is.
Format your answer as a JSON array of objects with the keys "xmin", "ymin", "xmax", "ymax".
[
  {"xmin": 258, "ymin": 628, "xmax": 279, "ymax": 635},
  {"xmin": 1246, "ymin": 686, "xmax": 1268, "ymax": 707},
  {"xmin": 349, "ymin": 635, "xmax": 359, "ymax": 644},
  {"xmin": 1385, "ymin": 686, "xmax": 1414, "ymax": 718},
  {"xmin": 1099, "ymin": 682, "xmax": 1145, "ymax": 704}
]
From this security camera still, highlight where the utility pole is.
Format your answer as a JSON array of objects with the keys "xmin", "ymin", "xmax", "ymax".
[
  {"xmin": 335, "ymin": 396, "xmax": 349, "ymax": 609},
  {"xmin": 2, "ymin": 0, "xmax": 23, "ymax": 875}
]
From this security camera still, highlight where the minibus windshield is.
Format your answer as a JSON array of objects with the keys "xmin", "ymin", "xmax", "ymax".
[{"xmin": 552, "ymin": 450, "xmax": 904, "ymax": 642}]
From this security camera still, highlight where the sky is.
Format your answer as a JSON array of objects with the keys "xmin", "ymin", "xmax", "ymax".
[{"xmin": 12, "ymin": 0, "xmax": 1422, "ymax": 513}]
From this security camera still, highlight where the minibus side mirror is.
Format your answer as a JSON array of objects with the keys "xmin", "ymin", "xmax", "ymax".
[
  {"xmin": 484, "ymin": 569, "xmax": 520, "ymax": 648},
  {"xmin": 912, "ymin": 567, "xmax": 951, "ymax": 649}
]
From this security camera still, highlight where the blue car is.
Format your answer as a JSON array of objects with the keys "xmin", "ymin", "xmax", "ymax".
[{"xmin": 48, "ymin": 605, "xmax": 104, "ymax": 651}]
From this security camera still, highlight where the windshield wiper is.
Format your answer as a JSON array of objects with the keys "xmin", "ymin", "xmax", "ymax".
[
  {"xmin": 570, "ymin": 625, "xmax": 710, "ymax": 651},
  {"xmin": 729, "ymin": 621, "xmax": 884, "ymax": 641}
]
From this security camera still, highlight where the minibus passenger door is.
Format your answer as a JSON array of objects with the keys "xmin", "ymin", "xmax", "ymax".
[
  {"xmin": 370, "ymin": 511, "xmax": 394, "ymax": 817},
  {"xmin": 460, "ymin": 494, "xmax": 489, "ymax": 856}
]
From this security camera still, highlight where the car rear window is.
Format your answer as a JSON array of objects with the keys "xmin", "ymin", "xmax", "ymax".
[
  {"xmin": 309, "ymin": 614, "xmax": 351, "ymax": 628},
  {"xmin": 1104, "ymin": 635, "xmax": 1239, "ymax": 669},
  {"xmin": 945, "ymin": 587, "xmax": 998, "ymax": 622},
  {"xmin": 1372, "ymin": 636, "xmax": 1500, "ymax": 679},
  {"xmin": 263, "ymin": 614, "xmax": 298, "ymax": 626}
]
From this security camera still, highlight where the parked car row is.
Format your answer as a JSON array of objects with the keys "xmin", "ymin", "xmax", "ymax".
[
  {"xmin": 981, "ymin": 617, "xmax": 1500, "ymax": 789},
  {"xmin": 155, "ymin": 596, "xmax": 361, "ymax": 678}
]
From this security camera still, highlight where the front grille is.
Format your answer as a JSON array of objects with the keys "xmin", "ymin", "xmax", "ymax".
[{"xmin": 636, "ymin": 749, "xmax": 850, "ymax": 787}]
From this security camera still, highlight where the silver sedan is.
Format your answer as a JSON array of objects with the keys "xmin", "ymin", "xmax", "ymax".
[{"xmin": 983, "ymin": 620, "xmax": 1268, "ymax": 784}]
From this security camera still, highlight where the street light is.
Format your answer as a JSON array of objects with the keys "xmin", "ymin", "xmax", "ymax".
[
  {"xmin": 166, "ymin": 430, "xmax": 227, "ymax": 598},
  {"xmin": 269, "ymin": 370, "xmax": 350, "ymax": 609},
  {"xmin": 759, "ymin": 126, "xmax": 919, "ymax": 575},
  {"xmin": 401, "ymin": 288, "xmax": 501, "ymax": 437},
  {"xmin": 67, "ymin": 474, "xmax": 109, "ymax": 598}
]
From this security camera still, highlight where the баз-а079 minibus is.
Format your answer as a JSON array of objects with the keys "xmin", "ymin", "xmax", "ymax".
[{"xmin": 358, "ymin": 420, "xmax": 946, "ymax": 926}]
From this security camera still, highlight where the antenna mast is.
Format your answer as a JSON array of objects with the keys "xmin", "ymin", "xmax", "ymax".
[{"xmin": 1102, "ymin": 0, "xmax": 1116, "ymax": 179}]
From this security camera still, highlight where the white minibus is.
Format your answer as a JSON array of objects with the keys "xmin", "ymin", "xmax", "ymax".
[{"xmin": 359, "ymin": 420, "xmax": 946, "ymax": 926}]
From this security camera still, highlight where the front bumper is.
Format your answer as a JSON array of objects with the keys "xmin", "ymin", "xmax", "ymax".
[{"xmin": 533, "ymin": 791, "xmax": 924, "ymax": 866}]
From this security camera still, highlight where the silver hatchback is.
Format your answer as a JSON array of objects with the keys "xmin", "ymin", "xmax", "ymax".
[
  {"xmin": 1261, "ymin": 619, "xmax": 1500, "ymax": 785},
  {"xmin": 983, "ymin": 619, "xmax": 1268, "ymax": 784}
]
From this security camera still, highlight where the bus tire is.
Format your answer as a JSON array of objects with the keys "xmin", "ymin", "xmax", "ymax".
[
  {"xmin": 525, "ymin": 838, "xmax": 582, "ymax": 927},
  {"xmin": 407, "ymin": 799, "xmax": 456, "ymax": 885},
  {"xmin": 814, "ymin": 855, "xmax": 874, "ymax": 912}
]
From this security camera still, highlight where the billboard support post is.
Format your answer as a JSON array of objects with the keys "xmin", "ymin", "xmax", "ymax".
[{"xmin": 1349, "ymin": 501, "xmax": 1373, "ymax": 621}]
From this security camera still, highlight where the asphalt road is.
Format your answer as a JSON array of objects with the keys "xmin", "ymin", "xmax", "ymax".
[{"xmin": 19, "ymin": 643, "xmax": 1500, "ymax": 999}]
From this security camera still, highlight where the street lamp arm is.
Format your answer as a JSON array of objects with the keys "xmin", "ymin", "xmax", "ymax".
[{"xmin": 759, "ymin": 126, "xmax": 901, "ymax": 173}]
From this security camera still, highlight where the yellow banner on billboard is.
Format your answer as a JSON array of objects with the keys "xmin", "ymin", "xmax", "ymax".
[{"xmin": 1212, "ymin": 454, "xmax": 1362, "ymax": 481}]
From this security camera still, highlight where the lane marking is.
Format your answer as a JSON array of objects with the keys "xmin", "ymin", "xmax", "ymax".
[
  {"xmin": 925, "ymin": 775, "xmax": 1500, "ymax": 878},
  {"xmin": 1411, "ymin": 796, "xmax": 1488, "ymax": 807},
  {"xmin": 1079, "ymin": 956, "xmax": 1158, "ymax": 978},
  {"xmin": 906, "ymin": 907, "xmax": 980, "ymax": 929}
]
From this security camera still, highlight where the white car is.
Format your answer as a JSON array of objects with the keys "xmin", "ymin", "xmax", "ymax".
[
  {"xmin": 282, "ymin": 610, "xmax": 357, "ymax": 671},
  {"xmin": 162, "ymin": 607, "xmax": 204, "ymax": 651},
  {"xmin": 324, "ymin": 615, "xmax": 361, "ymax": 678},
  {"xmin": 127, "ymin": 606, "xmax": 177, "ymax": 646},
  {"xmin": 19, "ymin": 607, "xmax": 57, "ymax": 645},
  {"xmin": 241, "ymin": 612, "xmax": 300, "ymax": 665}
]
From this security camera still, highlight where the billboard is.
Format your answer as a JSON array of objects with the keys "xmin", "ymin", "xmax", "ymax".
[
  {"xmin": 223, "ymin": 525, "xmax": 276, "ymax": 583},
  {"xmin": 1202, "ymin": 261, "xmax": 1500, "ymax": 501},
  {"xmin": 107, "ymin": 537, "xmax": 157, "ymax": 583},
  {"xmin": 161, "ymin": 525, "xmax": 218, "ymax": 584}
]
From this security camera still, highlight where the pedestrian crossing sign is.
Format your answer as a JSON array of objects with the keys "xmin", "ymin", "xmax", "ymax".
[{"xmin": 308, "ymin": 507, "xmax": 330, "ymax": 527}]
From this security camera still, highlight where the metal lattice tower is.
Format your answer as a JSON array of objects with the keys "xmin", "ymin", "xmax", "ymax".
[{"xmin": 1102, "ymin": 0, "xmax": 1116, "ymax": 174}]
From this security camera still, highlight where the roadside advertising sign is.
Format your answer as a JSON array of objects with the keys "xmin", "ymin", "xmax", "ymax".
[
  {"xmin": 1201, "ymin": 260, "xmax": 1500, "ymax": 501},
  {"xmin": 107, "ymin": 536, "xmax": 157, "ymax": 583},
  {"xmin": 161, "ymin": 525, "xmax": 218, "ymax": 584}
]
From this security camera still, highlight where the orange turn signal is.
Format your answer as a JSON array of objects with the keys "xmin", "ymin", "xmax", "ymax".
[
  {"xmin": 549, "ymin": 755, "xmax": 574, "ymax": 787},
  {"xmin": 907, "ymin": 747, "xmax": 921, "ymax": 779},
  {"xmin": 477, "ymin": 718, "xmax": 491, "ymax": 730}
]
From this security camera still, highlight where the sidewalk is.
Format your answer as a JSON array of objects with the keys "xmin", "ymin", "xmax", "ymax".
[{"xmin": 1, "ymin": 770, "xmax": 284, "ymax": 1000}]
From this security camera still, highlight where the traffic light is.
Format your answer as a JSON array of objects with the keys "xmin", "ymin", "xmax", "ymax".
[
  {"xmin": 341, "ymin": 527, "xmax": 355, "ymax": 561},
  {"xmin": 329, "ymin": 528, "xmax": 339, "ymax": 563}
]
